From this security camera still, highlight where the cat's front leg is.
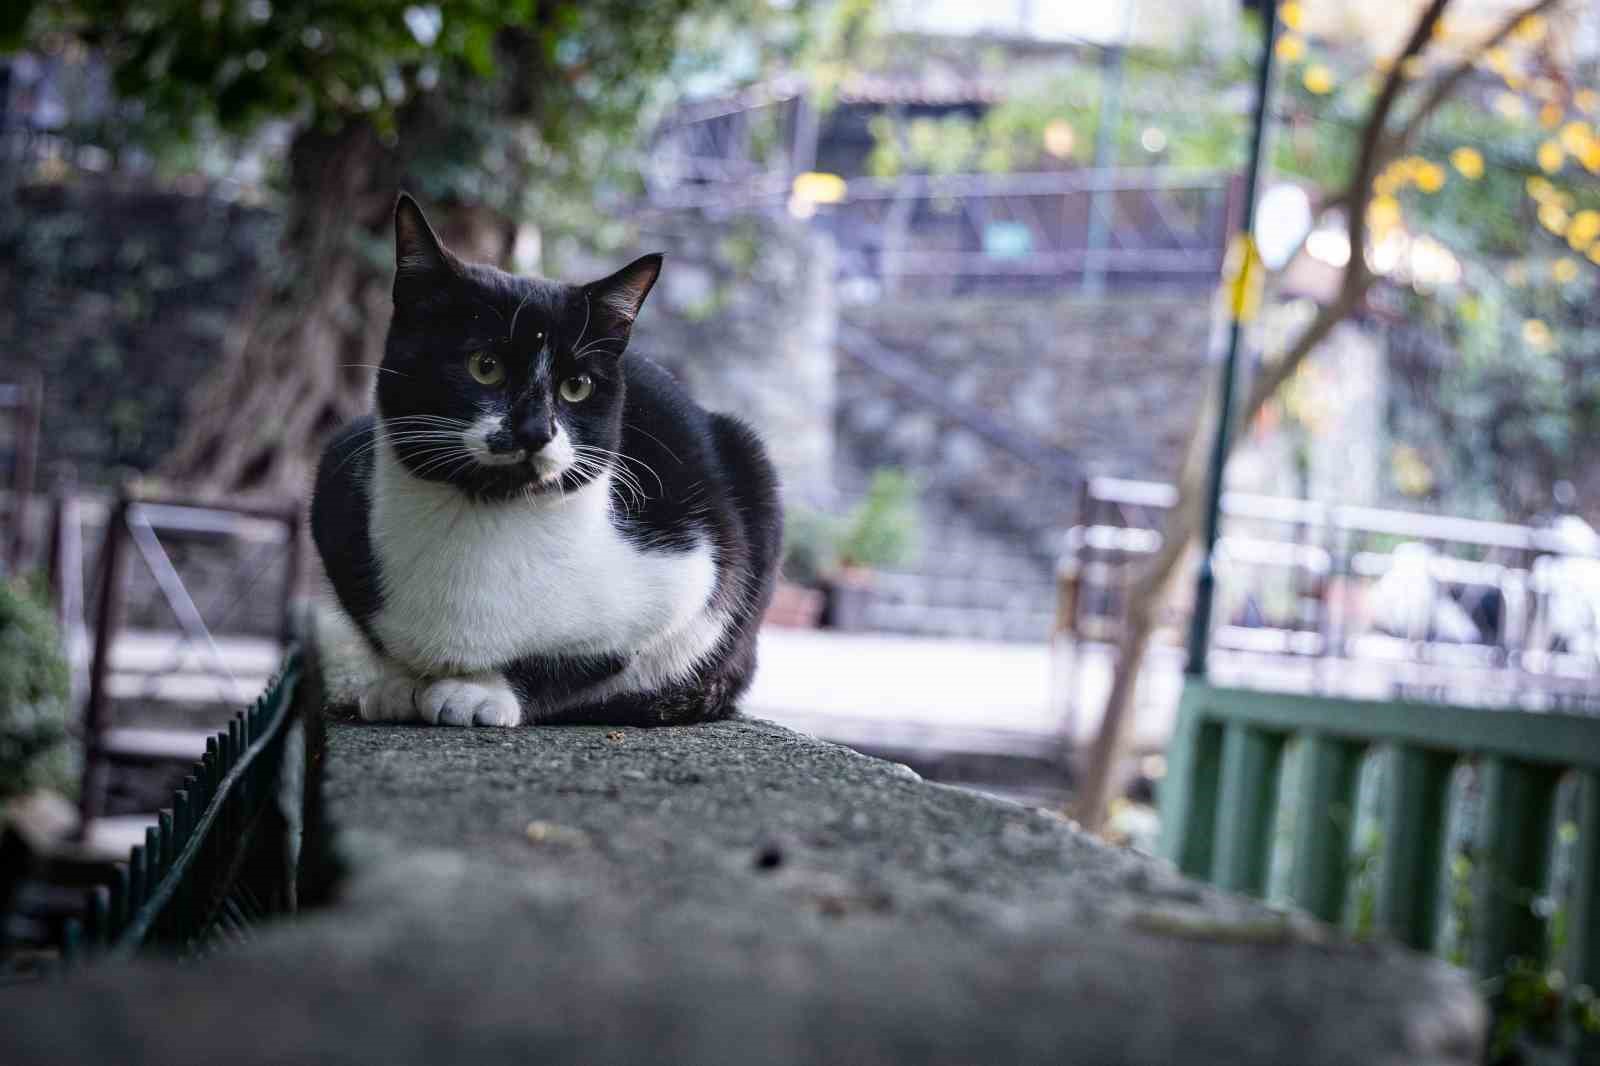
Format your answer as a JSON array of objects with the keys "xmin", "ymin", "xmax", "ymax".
[
  {"xmin": 356, "ymin": 662, "xmax": 426, "ymax": 723},
  {"xmin": 414, "ymin": 674, "xmax": 522, "ymax": 727},
  {"xmin": 358, "ymin": 666, "xmax": 521, "ymax": 727}
]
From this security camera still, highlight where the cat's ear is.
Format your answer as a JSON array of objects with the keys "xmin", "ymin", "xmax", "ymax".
[
  {"xmin": 585, "ymin": 253, "xmax": 663, "ymax": 337},
  {"xmin": 393, "ymin": 192, "xmax": 457, "ymax": 302}
]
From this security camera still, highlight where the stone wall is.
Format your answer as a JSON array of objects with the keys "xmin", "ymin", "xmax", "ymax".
[
  {"xmin": 842, "ymin": 292, "xmax": 1217, "ymax": 509},
  {"xmin": 833, "ymin": 292, "xmax": 1218, "ymax": 641}
]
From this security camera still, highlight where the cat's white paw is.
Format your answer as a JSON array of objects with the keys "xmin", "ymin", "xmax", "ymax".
[
  {"xmin": 358, "ymin": 677, "xmax": 423, "ymax": 722},
  {"xmin": 417, "ymin": 676, "xmax": 522, "ymax": 727}
]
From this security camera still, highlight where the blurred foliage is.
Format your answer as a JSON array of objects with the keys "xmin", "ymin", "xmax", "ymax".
[
  {"xmin": 783, "ymin": 468, "xmax": 919, "ymax": 584},
  {"xmin": 0, "ymin": 579, "xmax": 75, "ymax": 802},
  {"xmin": 835, "ymin": 468, "xmax": 919, "ymax": 571},
  {"xmin": 6, "ymin": 1, "xmax": 823, "ymax": 234}
]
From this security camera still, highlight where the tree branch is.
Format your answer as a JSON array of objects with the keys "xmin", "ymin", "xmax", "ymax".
[
  {"xmin": 1338, "ymin": 0, "xmax": 1451, "ymax": 298},
  {"xmin": 1389, "ymin": 0, "xmax": 1567, "ymax": 157}
]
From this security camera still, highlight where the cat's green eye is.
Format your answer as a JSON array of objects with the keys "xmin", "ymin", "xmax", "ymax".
[
  {"xmin": 467, "ymin": 351, "xmax": 505, "ymax": 386},
  {"xmin": 559, "ymin": 374, "xmax": 594, "ymax": 403}
]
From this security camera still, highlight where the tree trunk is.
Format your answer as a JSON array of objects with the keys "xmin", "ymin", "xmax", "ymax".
[
  {"xmin": 1072, "ymin": 381, "xmax": 1213, "ymax": 831},
  {"xmin": 1074, "ymin": 290, "xmax": 1367, "ymax": 833},
  {"xmin": 162, "ymin": 117, "xmax": 511, "ymax": 501}
]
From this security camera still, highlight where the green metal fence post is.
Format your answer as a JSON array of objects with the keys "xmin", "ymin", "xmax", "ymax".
[
  {"xmin": 1213, "ymin": 723, "xmax": 1286, "ymax": 895},
  {"xmin": 86, "ymin": 885, "xmax": 109, "ymax": 954},
  {"xmin": 127, "ymin": 845, "xmax": 145, "ymax": 914},
  {"xmin": 1572, "ymin": 771, "xmax": 1600, "ymax": 1060},
  {"xmin": 1474, "ymin": 757, "xmax": 1561, "ymax": 977},
  {"xmin": 1289, "ymin": 734, "xmax": 1364, "ymax": 922},
  {"xmin": 109, "ymin": 864, "xmax": 128, "ymax": 940},
  {"xmin": 1159, "ymin": 690, "xmax": 1226, "ymax": 878},
  {"xmin": 1375, "ymin": 746, "xmax": 1455, "ymax": 951}
]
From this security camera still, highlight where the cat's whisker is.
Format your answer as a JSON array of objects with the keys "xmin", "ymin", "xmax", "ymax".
[
  {"xmin": 621, "ymin": 423, "xmax": 683, "ymax": 465},
  {"xmin": 411, "ymin": 449, "xmax": 477, "ymax": 478},
  {"xmin": 572, "ymin": 339, "xmax": 624, "ymax": 362},
  {"xmin": 567, "ymin": 292, "xmax": 593, "ymax": 359},
  {"xmin": 573, "ymin": 445, "xmax": 663, "ymax": 497},
  {"xmin": 341, "ymin": 363, "xmax": 410, "ymax": 378},
  {"xmin": 567, "ymin": 452, "xmax": 638, "ymax": 504},
  {"xmin": 412, "ymin": 449, "xmax": 472, "ymax": 472},
  {"xmin": 608, "ymin": 467, "xmax": 647, "ymax": 509},
  {"xmin": 384, "ymin": 415, "xmax": 473, "ymax": 429}
]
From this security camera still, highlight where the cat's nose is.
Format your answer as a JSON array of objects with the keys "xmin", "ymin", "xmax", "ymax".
[{"xmin": 512, "ymin": 417, "xmax": 555, "ymax": 453}]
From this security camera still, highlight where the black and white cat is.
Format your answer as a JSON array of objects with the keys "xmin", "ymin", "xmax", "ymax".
[{"xmin": 311, "ymin": 194, "xmax": 781, "ymax": 727}]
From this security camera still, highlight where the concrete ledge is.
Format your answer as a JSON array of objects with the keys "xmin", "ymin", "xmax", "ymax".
[{"xmin": 4, "ymin": 715, "xmax": 1483, "ymax": 1065}]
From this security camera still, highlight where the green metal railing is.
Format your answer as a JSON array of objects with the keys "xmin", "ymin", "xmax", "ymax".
[
  {"xmin": 62, "ymin": 647, "xmax": 304, "ymax": 962},
  {"xmin": 1161, "ymin": 681, "xmax": 1600, "ymax": 1053}
]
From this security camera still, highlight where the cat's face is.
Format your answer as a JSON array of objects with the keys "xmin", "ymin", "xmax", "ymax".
[{"xmin": 377, "ymin": 194, "xmax": 660, "ymax": 501}]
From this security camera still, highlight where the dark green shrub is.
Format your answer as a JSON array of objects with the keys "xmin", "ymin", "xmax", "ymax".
[{"xmin": 0, "ymin": 579, "xmax": 74, "ymax": 801}]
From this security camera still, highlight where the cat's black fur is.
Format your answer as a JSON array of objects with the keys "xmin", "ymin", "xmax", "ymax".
[{"xmin": 311, "ymin": 194, "xmax": 781, "ymax": 725}]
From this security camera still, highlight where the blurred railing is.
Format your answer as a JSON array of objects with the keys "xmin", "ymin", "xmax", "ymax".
[
  {"xmin": 639, "ymin": 82, "xmax": 1232, "ymax": 294},
  {"xmin": 816, "ymin": 170, "xmax": 1232, "ymax": 294},
  {"xmin": 1057, "ymin": 477, "xmax": 1600, "ymax": 712}
]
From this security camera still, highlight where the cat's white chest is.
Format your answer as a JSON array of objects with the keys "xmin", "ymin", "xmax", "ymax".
[{"xmin": 368, "ymin": 448, "xmax": 715, "ymax": 675}]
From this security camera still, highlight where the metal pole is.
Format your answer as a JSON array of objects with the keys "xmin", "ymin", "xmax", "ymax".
[
  {"xmin": 78, "ymin": 496, "xmax": 131, "ymax": 835},
  {"xmin": 1185, "ymin": 0, "xmax": 1280, "ymax": 678},
  {"xmin": 1080, "ymin": 2, "xmax": 1138, "ymax": 296}
]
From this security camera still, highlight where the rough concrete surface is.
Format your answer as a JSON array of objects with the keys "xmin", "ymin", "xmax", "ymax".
[{"xmin": 4, "ymin": 715, "xmax": 1482, "ymax": 1065}]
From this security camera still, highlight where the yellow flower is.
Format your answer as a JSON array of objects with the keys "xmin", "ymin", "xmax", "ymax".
[
  {"xmin": 1560, "ymin": 121, "xmax": 1594, "ymax": 156},
  {"xmin": 1450, "ymin": 146, "xmax": 1484, "ymax": 180},
  {"xmin": 1526, "ymin": 175, "xmax": 1556, "ymax": 202},
  {"xmin": 1567, "ymin": 210, "xmax": 1600, "ymax": 251},
  {"xmin": 1553, "ymin": 257, "xmax": 1580, "ymax": 283},
  {"xmin": 1302, "ymin": 64, "xmax": 1334, "ymax": 95},
  {"xmin": 1042, "ymin": 119, "xmax": 1076, "ymax": 159},
  {"xmin": 1275, "ymin": 35, "xmax": 1305, "ymax": 63},
  {"xmin": 1414, "ymin": 161, "xmax": 1447, "ymax": 193},
  {"xmin": 1578, "ymin": 89, "xmax": 1600, "ymax": 115},
  {"xmin": 1583, "ymin": 142, "xmax": 1600, "ymax": 173},
  {"xmin": 1538, "ymin": 139, "xmax": 1565, "ymax": 174},
  {"xmin": 1280, "ymin": 2, "xmax": 1304, "ymax": 31},
  {"xmin": 1391, "ymin": 445, "xmax": 1434, "ymax": 497},
  {"xmin": 1538, "ymin": 202, "xmax": 1569, "ymax": 235},
  {"xmin": 1522, "ymin": 319, "xmax": 1552, "ymax": 350},
  {"xmin": 1539, "ymin": 103, "xmax": 1564, "ymax": 129},
  {"xmin": 791, "ymin": 171, "xmax": 848, "ymax": 205},
  {"xmin": 1367, "ymin": 194, "xmax": 1402, "ymax": 234},
  {"xmin": 1483, "ymin": 47, "xmax": 1511, "ymax": 75},
  {"xmin": 1513, "ymin": 14, "xmax": 1547, "ymax": 44}
]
